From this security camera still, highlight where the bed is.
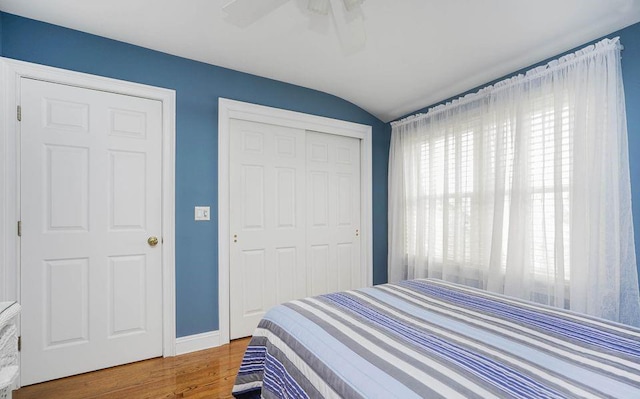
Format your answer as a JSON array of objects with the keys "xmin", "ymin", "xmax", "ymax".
[{"xmin": 232, "ymin": 279, "xmax": 640, "ymax": 398}]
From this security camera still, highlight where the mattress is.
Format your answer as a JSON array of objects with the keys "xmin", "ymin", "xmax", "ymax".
[{"xmin": 232, "ymin": 279, "xmax": 640, "ymax": 398}]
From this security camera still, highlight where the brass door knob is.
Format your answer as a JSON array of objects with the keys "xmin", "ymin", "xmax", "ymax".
[{"xmin": 148, "ymin": 236, "xmax": 159, "ymax": 247}]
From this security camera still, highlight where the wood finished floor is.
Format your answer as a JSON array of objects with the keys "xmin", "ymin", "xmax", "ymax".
[{"xmin": 13, "ymin": 337, "xmax": 251, "ymax": 399}]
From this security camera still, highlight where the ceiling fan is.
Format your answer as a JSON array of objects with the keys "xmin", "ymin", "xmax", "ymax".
[{"xmin": 222, "ymin": 0, "xmax": 367, "ymax": 54}]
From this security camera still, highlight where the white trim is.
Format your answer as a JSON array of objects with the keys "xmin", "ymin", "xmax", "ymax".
[
  {"xmin": 175, "ymin": 331, "xmax": 221, "ymax": 355},
  {"xmin": 0, "ymin": 58, "xmax": 177, "ymax": 360},
  {"xmin": 218, "ymin": 98, "xmax": 373, "ymax": 346},
  {"xmin": 0, "ymin": 61, "xmax": 12, "ymax": 303}
]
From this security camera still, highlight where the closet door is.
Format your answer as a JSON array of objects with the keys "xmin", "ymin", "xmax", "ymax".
[
  {"xmin": 229, "ymin": 119, "xmax": 307, "ymax": 339},
  {"xmin": 306, "ymin": 131, "xmax": 361, "ymax": 295},
  {"xmin": 229, "ymin": 121, "xmax": 362, "ymax": 339}
]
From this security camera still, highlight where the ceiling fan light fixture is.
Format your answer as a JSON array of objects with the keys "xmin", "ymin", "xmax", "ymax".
[
  {"xmin": 308, "ymin": 0, "xmax": 330, "ymax": 15},
  {"xmin": 342, "ymin": 0, "xmax": 364, "ymax": 12}
]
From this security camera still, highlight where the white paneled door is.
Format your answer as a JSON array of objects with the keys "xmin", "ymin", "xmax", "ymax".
[
  {"xmin": 229, "ymin": 120, "xmax": 361, "ymax": 339},
  {"xmin": 306, "ymin": 131, "xmax": 361, "ymax": 296},
  {"xmin": 19, "ymin": 78, "xmax": 163, "ymax": 385},
  {"xmin": 229, "ymin": 119, "xmax": 307, "ymax": 339}
]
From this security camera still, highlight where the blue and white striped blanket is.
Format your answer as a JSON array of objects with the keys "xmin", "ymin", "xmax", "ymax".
[{"xmin": 232, "ymin": 279, "xmax": 640, "ymax": 398}]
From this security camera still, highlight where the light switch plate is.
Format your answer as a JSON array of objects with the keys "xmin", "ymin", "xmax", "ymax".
[{"xmin": 194, "ymin": 206, "xmax": 210, "ymax": 221}]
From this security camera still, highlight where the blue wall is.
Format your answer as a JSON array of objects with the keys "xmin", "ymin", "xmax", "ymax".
[
  {"xmin": 0, "ymin": 13, "xmax": 390, "ymax": 337},
  {"xmin": 401, "ymin": 21, "xmax": 640, "ymax": 284},
  {"xmin": 620, "ymin": 22, "xmax": 640, "ymax": 283}
]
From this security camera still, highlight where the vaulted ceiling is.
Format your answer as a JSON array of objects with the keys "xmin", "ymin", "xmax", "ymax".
[{"xmin": 1, "ymin": 0, "xmax": 639, "ymax": 122}]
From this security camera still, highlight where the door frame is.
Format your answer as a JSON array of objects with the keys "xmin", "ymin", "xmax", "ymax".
[
  {"xmin": 0, "ymin": 58, "xmax": 177, "ymax": 364},
  {"xmin": 218, "ymin": 98, "xmax": 373, "ymax": 345}
]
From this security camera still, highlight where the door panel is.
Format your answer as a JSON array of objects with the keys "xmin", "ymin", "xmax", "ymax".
[
  {"xmin": 109, "ymin": 151, "xmax": 147, "ymax": 230},
  {"xmin": 276, "ymin": 168, "xmax": 296, "ymax": 228},
  {"xmin": 337, "ymin": 243, "xmax": 354, "ymax": 291},
  {"xmin": 275, "ymin": 247, "xmax": 297, "ymax": 303},
  {"xmin": 44, "ymin": 144, "xmax": 90, "ymax": 231},
  {"xmin": 108, "ymin": 255, "xmax": 147, "ymax": 336},
  {"xmin": 310, "ymin": 244, "xmax": 330, "ymax": 296},
  {"xmin": 306, "ymin": 131, "xmax": 361, "ymax": 297},
  {"xmin": 20, "ymin": 78, "xmax": 163, "ymax": 385},
  {"xmin": 229, "ymin": 119, "xmax": 307, "ymax": 339},
  {"xmin": 241, "ymin": 165, "xmax": 265, "ymax": 229},
  {"xmin": 44, "ymin": 258, "xmax": 89, "ymax": 347}
]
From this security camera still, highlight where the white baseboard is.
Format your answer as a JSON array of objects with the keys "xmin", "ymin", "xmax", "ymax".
[{"xmin": 175, "ymin": 330, "xmax": 221, "ymax": 355}]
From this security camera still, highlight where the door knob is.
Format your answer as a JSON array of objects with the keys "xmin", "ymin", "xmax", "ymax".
[{"xmin": 148, "ymin": 236, "xmax": 159, "ymax": 247}]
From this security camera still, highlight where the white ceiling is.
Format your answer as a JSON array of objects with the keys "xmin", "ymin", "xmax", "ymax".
[{"xmin": 1, "ymin": 0, "xmax": 639, "ymax": 122}]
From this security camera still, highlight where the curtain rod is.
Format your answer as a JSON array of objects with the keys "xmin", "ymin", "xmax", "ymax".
[{"xmin": 391, "ymin": 37, "xmax": 622, "ymax": 128}]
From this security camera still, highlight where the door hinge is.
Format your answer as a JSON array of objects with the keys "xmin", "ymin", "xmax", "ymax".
[
  {"xmin": 17, "ymin": 336, "xmax": 21, "ymax": 351},
  {"xmin": 17, "ymin": 105, "xmax": 21, "ymax": 121},
  {"xmin": 17, "ymin": 221, "xmax": 22, "ymax": 237}
]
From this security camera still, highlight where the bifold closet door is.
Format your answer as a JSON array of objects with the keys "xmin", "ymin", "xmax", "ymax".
[{"xmin": 229, "ymin": 120, "xmax": 362, "ymax": 339}]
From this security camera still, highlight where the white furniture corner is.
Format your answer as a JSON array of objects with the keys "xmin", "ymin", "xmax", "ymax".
[{"xmin": 0, "ymin": 302, "xmax": 20, "ymax": 399}]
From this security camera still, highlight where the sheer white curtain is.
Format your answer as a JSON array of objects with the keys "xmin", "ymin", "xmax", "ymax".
[{"xmin": 388, "ymin": 37, "xmax": 640, "ymax": 326}]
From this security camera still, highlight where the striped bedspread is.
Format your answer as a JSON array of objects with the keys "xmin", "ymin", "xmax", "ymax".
[{"xmin": 232, "ymin": 279, "xmax": 640, "ymax": 398}]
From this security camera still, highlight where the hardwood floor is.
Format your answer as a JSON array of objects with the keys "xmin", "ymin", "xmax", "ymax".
[{"xmin": 13, "ymin": 338, "xmax": 251, "ymax": 399}]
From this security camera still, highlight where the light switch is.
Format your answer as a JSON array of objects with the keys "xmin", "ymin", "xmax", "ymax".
[{"xmin": 194, "ymin": 206, "xmax": 210, "ymax": 221}]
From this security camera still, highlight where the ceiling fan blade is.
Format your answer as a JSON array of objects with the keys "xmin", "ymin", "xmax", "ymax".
[
  {"xmin": 328, "ymin": 0, "xmax": 366, "ymax": 54},
  {"xmin": 223, "ymin": 0, "xmax": 290, "ymax": 28},
  {"xmin": 308, "ymin": 0, "xmax": 331, "ymax": 15}
]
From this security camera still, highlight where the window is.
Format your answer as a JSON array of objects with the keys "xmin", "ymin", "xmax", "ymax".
[
  {"xmin": 388, "ymin": 37, "xmax": 640, "ymax": 324},
  {"xmin": 404, "ymin": 100, "xmax": 571, "ymax": 281}
]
